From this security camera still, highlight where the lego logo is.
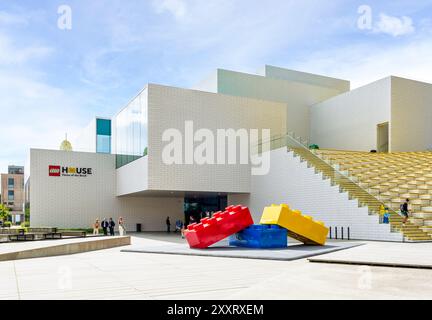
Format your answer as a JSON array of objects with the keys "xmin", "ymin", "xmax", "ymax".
[{"xmin": 49, "ymin": 165, "xmax": 61, "ymax": 176}]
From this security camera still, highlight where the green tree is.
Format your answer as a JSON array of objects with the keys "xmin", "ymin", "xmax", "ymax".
[
  {"xmin": 25, "ymin": 206, "xmax": 30, "ymax": 223},
  {"xmin": 0, "ymin": 204, "xmax": 10, "ymax": 223}
]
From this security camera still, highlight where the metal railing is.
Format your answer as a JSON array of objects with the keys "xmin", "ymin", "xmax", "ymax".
[{"xmin": 256, "ymin": 132, "xmax": 403, "ymax": 228}]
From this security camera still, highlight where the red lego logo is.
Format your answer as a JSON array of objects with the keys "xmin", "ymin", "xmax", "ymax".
[{"xmin": 49, "ymin": 165, "xmax": 61, "ymax": 177}]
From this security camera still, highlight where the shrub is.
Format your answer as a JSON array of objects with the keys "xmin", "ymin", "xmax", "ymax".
[
  {"xmin": 3, "ymin": 221, "xmax": 12, "ymax": 228},
  {"xmin": 21, "ymin": 222, "xmax": 30, "ymax": 228},
  {"xmin": 309, "ymin": 144, "xmax": 320, "ymax": 150}
]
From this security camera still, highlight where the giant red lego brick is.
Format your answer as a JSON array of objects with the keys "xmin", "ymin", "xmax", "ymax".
[{"xmin": 185, "ymin": 205, "xmax": 254, "ymax": 249}]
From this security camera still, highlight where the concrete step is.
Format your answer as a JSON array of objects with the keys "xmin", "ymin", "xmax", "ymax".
[
  {"xmin": 412, "ymin": 213, "xmax": 432, "ymax": 219},
  {"xmin": 408, "ymin": 218, "xmax": 424, "ymax": 226}
]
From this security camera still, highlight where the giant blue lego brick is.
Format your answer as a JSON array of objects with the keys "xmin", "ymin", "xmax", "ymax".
[{"xmin": 229, "ymin": 224, "xmax": 288, "ymax": 249}]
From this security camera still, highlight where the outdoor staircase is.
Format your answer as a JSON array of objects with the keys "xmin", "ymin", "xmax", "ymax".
[
  {"xmin": 258, "ymin": 133, "xmax": 432, "ymax": 242},
  {"xmin": 288, "ymin": 145, "xmax": 432, "ymax": 242}
]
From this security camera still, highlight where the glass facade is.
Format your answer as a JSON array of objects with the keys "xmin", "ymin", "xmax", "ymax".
[
  {"xmin": 115, "ymin": 89, "xmax": 148, "ymax": 168},
  {"xmin": 96, "ymin": 118, "xmax": 111, "ymax": 154}
]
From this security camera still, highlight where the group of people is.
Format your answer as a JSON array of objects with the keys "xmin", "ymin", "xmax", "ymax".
[
  {"xmin": 165, "ymin": 211, "xmax": 216, "ymax": 239},
  {"xmin": 380, "ymin": 198, "xmax": 410, "ymax": 225},
  {"xmin": 165, "ymin": 217, "xmax": 186, "ymax": 238},
  {"xmin": 92, "ymin": 217, "xmax": 126, "ymax": 236}
]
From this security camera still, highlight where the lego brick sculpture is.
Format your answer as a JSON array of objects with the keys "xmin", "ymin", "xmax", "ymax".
[
  {"xmin": 185, "ymin": 205, "xmax": 254, "ymax": 249},
  {"xmin": 229, "ymin": 224, "xmax": 288, "ymax": 248},
  {"xmin": 260, "ymin": 204, "xmax": 328, "ymax": 245}
]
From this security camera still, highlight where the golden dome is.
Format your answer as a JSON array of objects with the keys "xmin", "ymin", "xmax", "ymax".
[{"xmin": 60, "ymin": 134, "xmax": 73, "ymax": 151}]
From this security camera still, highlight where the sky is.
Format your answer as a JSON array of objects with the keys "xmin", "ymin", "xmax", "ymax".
[{"xmin": 0, "ymin": 0, "xmax": 431, "ymax": 173}]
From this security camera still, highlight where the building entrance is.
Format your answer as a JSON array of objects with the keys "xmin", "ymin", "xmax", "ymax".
[{"xmin": 184, "ymin": 195, "xmax": 227, "ymax": 226}]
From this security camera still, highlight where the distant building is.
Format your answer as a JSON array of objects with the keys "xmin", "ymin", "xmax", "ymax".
[{"xmin": 1, "ymin": 165, "xmax": 25, "ymax": 224}]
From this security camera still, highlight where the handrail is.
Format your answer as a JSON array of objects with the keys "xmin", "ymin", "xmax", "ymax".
[{"xmin": 256, "ymin": 133, "xmax": 402, "ymax": 227}]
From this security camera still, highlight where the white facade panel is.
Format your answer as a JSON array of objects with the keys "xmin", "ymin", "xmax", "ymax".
[
  {"xmin": 217, "ymin": 69, "xmax": 343, "ymax": 140},
  {"xmin": 391, "ymin": 77, "xmax": 432, "ymax": 152},
  {"xmin": 310, "ymin": 77, "xmax": 392, "ymax": 151},
  {"xmin": 262, "ymin": 65, "xmax": 350, "ymax": 92},
  {"xmin": 30, "ymin": 149, "xmax": 183, "ymax": 231},
  {"xmin": 146, "ymin": 84, "xmax": 287, "ymax": 194},
  {"xmin": 116, "ymin": 155, "xmax": 148, "ymax": 196}
]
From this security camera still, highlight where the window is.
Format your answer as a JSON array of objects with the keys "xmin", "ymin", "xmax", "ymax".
[
  {"xmin": 8, "ymin": 178, "xmax": 14, "ymax": 189},
  {"xmin": 8, "ymin": 190, "xmax": 14, "ymax": 201},
  {"xmin": 114, "ymin": 89, "xmax": 148, "ymax": 168},
  {"xmin": 97, "ymin": 135, "xmax": 111, "ymax": 153},
  {"xmin": 96, "ymin": 119, "xmax": 112, "ymax": 154}
]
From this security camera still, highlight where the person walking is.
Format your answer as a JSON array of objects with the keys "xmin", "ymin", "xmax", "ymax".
[
  {"xmin": 109, "ymin": 218, "xmax": 115, "ymax": 236},
  {"xmin": 175, "ymin": 219, "xmax": 183, "ymax": 233},
  {"xmin": 166, "ymin": 216, "xmax": 171, "ymax": 233},
  {"xmin": 93, "ymin": 219, "xmax": 100, "ymax": 235},
  {"xmin": 118, "ymin": 217, "xmax": 126, "ymax": 236},
  {"xmin": 101, "ymin": 218, "xmax": 109, "ymax": 236},
  {"xmin": 401, "ymin": 199, "xmax": 410, "ymax": 225},
  {"xmin": 181, "ymin": 224, "xmax": 186, "ymax": 239}
]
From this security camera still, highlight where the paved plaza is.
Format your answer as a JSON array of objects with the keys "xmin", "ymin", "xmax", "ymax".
[{"xmin": 1, "ymin": 234, "xmax": 432, "ymax": 300}]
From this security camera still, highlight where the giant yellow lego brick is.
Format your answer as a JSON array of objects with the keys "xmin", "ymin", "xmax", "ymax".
[{"xmin": 260, "ymin": 204, "xmax": 329, "ymax": 245}]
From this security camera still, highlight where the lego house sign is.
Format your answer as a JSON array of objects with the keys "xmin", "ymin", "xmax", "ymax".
[{"xmin": 49, "ymin": 165, "xmax": 93, "ymax": 177}]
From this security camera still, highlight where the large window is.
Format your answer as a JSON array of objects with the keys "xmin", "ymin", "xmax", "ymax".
[
  {"xmin": 8, "ymin": 178, "xmax": 14, "ymax": 189},
  {"xmin": 8, "ymin": 190, "xmax": 14, "ymax": 201},
  {"xmin": 96, "ymin": 118, "xmax": 112, "ymax": 154},
  {"xmin": 114, "ymin": 89, "xmax": 148, "ymax": 168}
]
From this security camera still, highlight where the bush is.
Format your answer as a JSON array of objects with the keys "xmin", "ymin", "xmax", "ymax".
[
  {"xmin": 21, "ymin": 222, "xmax": 30, "ymax": 228},
  {"xmin": 309, "ymin": 144, "xmax": 320, "ymax": 150},
  {"xmin": 3, "ymin": 221, "xmax": 12, "ymax": 228}
]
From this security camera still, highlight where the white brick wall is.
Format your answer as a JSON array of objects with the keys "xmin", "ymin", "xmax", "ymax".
[
  {"xmin": 229, "ymin": 148, "xmax": 403, "ymax": 242},
  {"xmin": 147, "ymin": 84, "xmax": 287, "ymax": 193},
  {"xmin": 30, "ymin": 149, "xmax": 183, "ymax": 231},
  {"xmin": 310, "ymin": 77, "xmax": 392, "ymax": 152}
]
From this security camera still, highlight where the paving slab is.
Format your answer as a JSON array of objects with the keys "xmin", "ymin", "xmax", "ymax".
[
  {"xmin": 308, "ymin": 241, "xmax": 432, "ymax": 269},
  {"xmin": 122, "ymin": 239, "xmax": 363, "ymax": 261}
]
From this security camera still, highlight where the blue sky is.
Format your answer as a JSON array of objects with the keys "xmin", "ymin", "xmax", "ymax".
[{"xmin": 0, "ymin": 0, "xmax": 432, "ymax": 173}]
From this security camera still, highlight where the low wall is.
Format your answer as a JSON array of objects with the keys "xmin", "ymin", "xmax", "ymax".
[{"xmin": 0, "ymin": 236, "xmax": 131, "ymax": 262}]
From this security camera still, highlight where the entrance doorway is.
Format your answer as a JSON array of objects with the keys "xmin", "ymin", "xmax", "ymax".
[
  {"xmin": 377, "ymin": 122, "xmax": 389, "ymax": 153},
  {"xmin": 184, "ymin": 195, "xmax": 227, "ymax": 225}
]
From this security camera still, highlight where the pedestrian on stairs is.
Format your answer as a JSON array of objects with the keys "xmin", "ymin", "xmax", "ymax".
[{"xmin": 401, "ymin": 199, "xmax": 410, "ymax": 225}]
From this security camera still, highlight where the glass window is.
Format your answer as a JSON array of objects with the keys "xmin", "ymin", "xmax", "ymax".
[
  {"xmin": 114, "ymin": 88, "xmax": 148, "ymax": 168},
  {"xmin": 97, "ymin": 135, "xmax": 111, "ymax": 154},
  {"xmin": 96, "ymin": 119, "xmax": 111, "ymax": 136},
  {"xmin": 8, "ymin": 190, "xmax": 14, "ymax": 201},
  {"xmin": 8, "ymin": 178, "xmax": 14, "ymax": 188},
  {"xmin": 96, "ymin": 119, "xmax": 111, "ymax": 154}
]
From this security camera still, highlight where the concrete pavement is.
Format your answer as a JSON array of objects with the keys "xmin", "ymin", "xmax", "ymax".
[{"xmin": 0, "ymin": 234, "xmax": 431, "ymax": 300}]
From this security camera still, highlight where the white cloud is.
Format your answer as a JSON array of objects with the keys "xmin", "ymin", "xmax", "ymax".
[
  {"xmin": 291, "ymin": 33, "xmax": 432, "ymax": 89},
  {"xmin": 0, "ymin": 33, "xmax": 53, "ymax": 65},
  {"xmin": 0, "ymin": 11, "xmax": 28, "ymax": 26},
  {"xmin": 0, "ymin": 30, "xmax": 83, "ymax": 173},
  {"xmin": 152, "ymin": 0, "xmax": 187, "ymax": 20},
  {"xmin": 374, "ymin": 14, "xmax": 415, "ymax": 37}
]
